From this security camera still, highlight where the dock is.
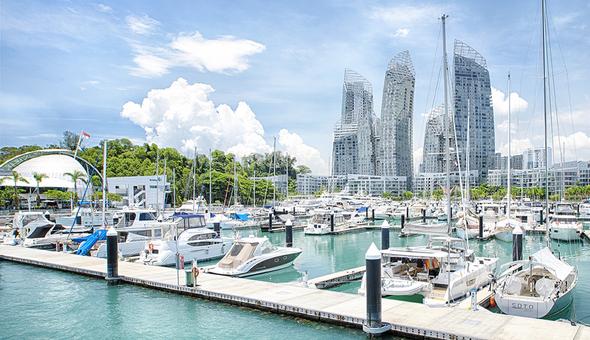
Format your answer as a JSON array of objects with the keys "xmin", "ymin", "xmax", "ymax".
[
  {"xmin": 1, "ymin": 245, "xmax": 588, "ymax": 339},
  {"xmin": 306, "ymin": 266, "xmax": 366, "ymax": 289}
]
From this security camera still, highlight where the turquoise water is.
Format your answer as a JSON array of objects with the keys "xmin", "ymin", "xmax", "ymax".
[{"xmin": 1, "ymin": 219, "xmax": 589, "ymax": 339}]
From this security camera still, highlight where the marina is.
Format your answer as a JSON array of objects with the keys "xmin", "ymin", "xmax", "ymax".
[{"xmin": 1, "ymin": 242, "xmax": 588, "ymax": 339}]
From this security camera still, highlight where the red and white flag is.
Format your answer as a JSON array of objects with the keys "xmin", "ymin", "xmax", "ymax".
[{"xmin": 81, "ymin": 131, "xmax": 91, "ymax": 139}]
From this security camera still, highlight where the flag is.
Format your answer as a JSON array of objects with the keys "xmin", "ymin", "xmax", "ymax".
[{"xmin": 81, "ymin": 131, "xmax": 91, "ymax": 139}]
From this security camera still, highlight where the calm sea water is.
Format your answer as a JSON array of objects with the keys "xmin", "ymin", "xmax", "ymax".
[{"xmin": 1, "ymin": 219, "xmax": 589, "ymax": 339}]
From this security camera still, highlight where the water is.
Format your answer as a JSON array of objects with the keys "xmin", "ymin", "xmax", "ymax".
[{"xmin": 2, "ymin": 219, "xmax": 590, "ymax": 338}]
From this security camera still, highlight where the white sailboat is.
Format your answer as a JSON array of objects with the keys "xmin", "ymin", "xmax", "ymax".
[{"xmin": 494, "ymin": 0, "xmax": 578, "ymax": 318}]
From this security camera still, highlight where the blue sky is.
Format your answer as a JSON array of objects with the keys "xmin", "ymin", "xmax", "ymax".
[{"xmin": 1, "ymin": 0, "xmax": 589, "ymax": 174}]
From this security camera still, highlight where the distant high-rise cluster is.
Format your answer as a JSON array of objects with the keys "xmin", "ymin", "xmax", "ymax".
[
  {"xmin": 332, "ymin": 52, "xmax": 416, "ymax": 188},
  {"xmin": 420, "ymin": 40, "xmax": 495, "ymax": 184}
]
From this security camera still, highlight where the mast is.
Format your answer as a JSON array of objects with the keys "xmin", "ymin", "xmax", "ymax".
[
  {"xmin": 272, "ymin": 136, "xmax": 277, "ymax": 207},
  {"xmin": 155, "ymin": 148, "xmax": 160, "ymax": 214},
  {"xmin": 542, "ymin": 0, "xmax": 549, "ymax": 244},
  {"xmin": 173, "ymin": 169, "xmax": 176, "ymax": 213},
  {"xmin": 163, "ymin": 157, "xmax": 167, "ymax": 212},
  {"xmin": 233, "ymin": 155, "xmax": 238, "ymax": 205},
  {"xmin": 209, "ymin": 149, "xmax": 212, "ymax": 206},
  {"xmin": 507, "ymin": 73, "xmax": 512, "ymax": 219},
  {"xmin": 285, "ymin": 154, "xmax": 289, "ymax": 200},
  {"xmin": 441, "ymin": 14, "xmax": 451, "ymax": 234},
  {"xmin": 192, "ymin": 148, "xmax": 196, "ymax": 211},
  {"xmin": 102, "ymin": 140, "xmax": 107, "ymax": 229},
  {"xmin": 253, "ymin": 161, "xmax": 256, "ymax": 207},
  {"xmin": 466, "ymin": 99, "xmax": 471, "ymax": 203}
]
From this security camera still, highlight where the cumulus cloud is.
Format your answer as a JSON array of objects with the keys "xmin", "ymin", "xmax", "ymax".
[
  {"xmin": 120, "ymin": 78, "xmax": 327, "ymax": 172},
  {"xmin": 126, "ymin": 14, "xmax": 160, "ymax": 35},
  {"xmin": 278, "ymin": 129, "xmax": 329, "ymax": 174},
  {"xmin": 393, "ymin": 28, "xmax": 409, "ymax": 38},
  {"xmin": 553, "ymin": 132, "xmax": 590, "ymax": 162},
  {"xmin": 491, "ymin": 87, "xmax": 528, "ymax": 116},
  {"xmin": 130, "ymin": 32, "xmax": 265, "ymax": 77},
  {"xmin": 498, "ymin": 138, "xmax": 534, "ymax": 156}
]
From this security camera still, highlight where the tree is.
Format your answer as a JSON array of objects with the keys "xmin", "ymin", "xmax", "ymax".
[
  {"xmin": 32, "ymin": 172, "xmax": 48, "ymax": 205},
  {"xmin": 1, "ymin": 171, "xmax": 29, "ymax": 208},
  {"xmin": 295, "ymin": 165, "xmax": 312, "ymax": 175},
  {"xmin": 63, "ymin": 170, "xmax": 87, "ymax": 203},
  {"xmin": 402, "ymin": 191, "xmax": 414, "ymax": 201},
  {"xmin": 60, "ymin": 130, "xmax": 79, "ymax": 151}
]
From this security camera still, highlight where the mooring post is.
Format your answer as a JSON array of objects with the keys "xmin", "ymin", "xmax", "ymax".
[
  {"xmin": 422, "ymin": 208, "xmax": 426, "ymax": 222},
  {"xmin": 106, "ymin": 227, "xmax": 119, "ymax": 284},
  {"xmin": 285, "ymin": 219, "xmax": 293, "ymax": 247},
  {"xmin": 478, "ymin": 214, "xmax": 484, "ymax": 239},
  {"xmin": 268, "ymin": 211, "xmax": 273, "ymax": 232},
  {"xmin": 363, "ymin": 243, "xmax": 390, "ymax": 335},
  {"xmin": 372, "ymin": 208, "xmax": 375, "ymax": 221},
  {"xmin": 214, "ymin": 222, "xmax": 221, "ymax": 238},
  {"xmin": 400, "ymin": 214, "xmax": 405, "ymax": 231},
  {"xmin": 330, "ymin": 212, "xmax": 335, "ymax": 233},
  {"xmin": 381, "ymin": 220, "xmax": 390, "ymax": 250},
  {"xmin": 405, "ymin": 206, "xmax": 409, "ymax": 219},
  {"xmin": 512, "ymin": 224, "xmax": 523, "ymax": 261}
]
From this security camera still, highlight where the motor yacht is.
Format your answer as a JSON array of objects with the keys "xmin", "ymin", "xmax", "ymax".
[
  {"xmin": 207, "ymin": 235, "xmax": 301, "ymax": 277},
  {"xmin": 140, "ymin": 213, "xmax": 233, "ymax": 266},
  {"xmin": 548, "ymin": 203, "xmax": 583, "ymax": 241}
]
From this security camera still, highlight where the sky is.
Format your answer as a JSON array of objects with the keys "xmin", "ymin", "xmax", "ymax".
[{"xmin": 1, "ymin": 0, "xmax": 589, "ymax": 174}]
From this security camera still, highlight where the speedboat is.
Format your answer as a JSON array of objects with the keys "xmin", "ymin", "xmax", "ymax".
[
  {"xmin": 140, "ymin": 213, "xmax": 234, "ymax": 266},
  {"xmin": 7, "ymin": 211, "xmax": 91, "ymax": 249},
  {"xmin": 494, "ymin": 247, "xmax": 577, "ymax": 319},
  {"xmin": 208, "ymin": 235, "xmax": 302, "ymax": 277},
  {"xmin": 303, "ymin": 210, "xmax": 360, "ymax": 235},
  {"xmin": 548, "ymin": 214, "xmax": 583, "ymax": 241}
]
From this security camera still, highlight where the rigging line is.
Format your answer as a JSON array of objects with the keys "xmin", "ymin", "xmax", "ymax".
[{"xmin": 423, "ymin": 23, "xmax": 442, "ymax": 117}]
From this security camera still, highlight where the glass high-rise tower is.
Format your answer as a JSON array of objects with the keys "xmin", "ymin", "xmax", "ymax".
[{"xmin": 377, "ymin": 51, "xmax": 415, "ymax": 188}]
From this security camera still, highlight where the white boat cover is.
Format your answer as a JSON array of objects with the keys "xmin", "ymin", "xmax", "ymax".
[{"xmin": 531, "ymin": 247, "xmax": 574, "ymax": 281}]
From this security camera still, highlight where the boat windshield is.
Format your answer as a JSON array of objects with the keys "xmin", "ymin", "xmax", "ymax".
[
  {"xmin": 311, "ymin": 214, "xmax": 330, "ymax": 224},
  {"xmin": 257, "ymin": 240, "xmax": 277, "ymax": 255},
  {"xmin": 217, "ymin": 242, "xmax": 258, "ymax": 269}
]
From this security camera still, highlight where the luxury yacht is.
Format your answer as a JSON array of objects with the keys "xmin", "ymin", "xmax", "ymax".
[
  {"xmin": 140, "ymin": 213, "xmax": 233, "ymax": 266},
  {"xmin": 208, "ymin": 235, "xmax": 301, "ymax": 277},
  {"xmin": 303, "ymin": 210, "xmax": 364, "ymax": 235},
  {"xmin": 358, "ymin": 237, "xmax": 498, "ymax": 306},
  {"xmin": 548, "ymin": 203, "xmax": 583, "ymax": 241},
  {"xmin": 494, "ymin": 247, "xmax": 577, "ymax": 318}
]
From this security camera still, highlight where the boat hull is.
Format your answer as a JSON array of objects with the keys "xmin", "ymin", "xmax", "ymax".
[
  {"xmin": 548, "ymin": 226, "xmax": 582, "ymax": 241},
  {"xmin": 496, "ymin": 283, "xmax": 574, "ymax": 319}
]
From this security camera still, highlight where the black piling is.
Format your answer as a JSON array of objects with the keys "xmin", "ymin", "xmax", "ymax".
[
  {"xmin": 512, "ymin": 225, "xmax": 523, "ymax": 261},
  {"xmin": 422, "ymin": 208, "xmax": 426, "ymax": 222},
  {"xmin": 268, "ymin": 212, "xmax": 273, "ymax": 232},
  {"xmin": 213, "ymin": 222, "xmax": 221, "ymax": 238},
  {"xmin": 363, "ymin": 243, "xmax": 390, "ymax": 335},
  {"xmin": 371, "ymin": 209, "xmax": 375, "ymax": 221},
  {"xmin": 106, "ymin": 228, "xmax": 119, "ymax": 284},
  {"xmin": 405, "ymin": 206, "xmax": 409, "ymax": 219},
  {"xmin": 381, "ymin": 221, "xmax": 390, "ymax": 250},
  {"xmin": 330, "ymin": 212, "xmax": 335, "ymax": 233},
  {"xmin": 478, "ymin": 214, "xmax": 484, "ymax": 239},
  {"xmin": 400, "ymin": 214, "xmax": 406, "ymax": 231},
  {"xmin": 285, "ymin": 219, "xmax": 293, "ymax": 247}
]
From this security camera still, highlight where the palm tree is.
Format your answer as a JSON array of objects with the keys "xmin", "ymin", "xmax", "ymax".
[
  {"xmin": 63, "ymin": 170, "xmax": 87, "ymax": 204},
  {"xmin": 0, "ymin": 171, "xmax": 29, "ymax": 209},
  {"xmin": 33, "ymin": 172, "xmax": 48, "ymax": 205}
]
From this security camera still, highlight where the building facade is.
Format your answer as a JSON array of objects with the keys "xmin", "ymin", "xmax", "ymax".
[
  {"xmin": 413, "ymin": 171, "xmax": 479, "ymax": 195},
  {"xmin": 108, "ymin": 175, "xmax": 169, "ymax": 209},
  {"xmin": 421, "ymin": 105, "xmax": 447, "ymax": 173},
  {"xmin": 332, "ymin": 69, "xmax": 376, "ymax": 176},
  {"xmin": 453, "ymin": 40, "xmax": 495, "ymax": 183},
  {"xmin": 377, "ymin": 51, "xmax": 415, "ymax": 190},
  {"xmin": 523, "ymin": 147, "xmax": 553, "ymax": 169}
]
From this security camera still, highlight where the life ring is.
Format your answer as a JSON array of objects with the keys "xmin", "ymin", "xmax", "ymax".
[{"xmin": 192, "ymin": 266, "xmax": 200, "ymax": 277}]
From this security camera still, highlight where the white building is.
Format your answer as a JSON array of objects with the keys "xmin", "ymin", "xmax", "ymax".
[
  {"xmin": 413, "ymin": 171, "xmax": 479, "ymax": 195},
  {"xmin": 522, "ymin": 147, "xmax": 552, "ymax": 170},
  {"xmin": 296, "ymin": 174, "xmax": 406, "ymax": 197},
  {"xmin": 108, "ymin": 175, "xmax": 169, "ymax": 209}
]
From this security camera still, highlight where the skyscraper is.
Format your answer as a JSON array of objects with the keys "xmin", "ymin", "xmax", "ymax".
[
  {"xmin": 332, "ymin": 69, "xmax": 375, "ymax": 175},
  {"xmin": 422, "ymin": 105, "xmax": 447, "ymax": 173},
  {"xmin": 378, "ymin": 51, "xmax": 415, "ymax": 188},
  {"xmin": 453, "ymin": 40, "xmax": 495, "ymax": 182}
]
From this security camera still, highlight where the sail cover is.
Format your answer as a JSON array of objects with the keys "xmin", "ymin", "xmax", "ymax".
[{"xmin": 531, "ymin": 247, "xmax": 574, "ymax": 281}]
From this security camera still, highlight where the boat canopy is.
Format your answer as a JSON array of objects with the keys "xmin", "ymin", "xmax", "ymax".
[
  {"xmin": 531, "ymin": 247, "xmax": 575, "ymax": 281},
  {"xmin": 382, "ymin": 248, "xmax": 449, "ymax": 259}
]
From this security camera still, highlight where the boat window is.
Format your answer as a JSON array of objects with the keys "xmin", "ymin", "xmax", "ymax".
[
  {"xmin": 139, "ymin": 213, "xmax": 155, "ymax": 221},
  {"xmin": 188, "ymin": 233, "xmax": 212, "ymax": 241},
  {"xmin": 153, "ymin": 229, "xmax": 161, "ymax": 238},
  {"xmin": 229, "ymin": 243, "xmax": 245, "ymax": 256},
  {"xmin": 131, "ymin": 230, "xmax": 151, "ymax": 237},
  {"xmin": 258, "ymin": 241, "xmax": 276, "ymax": 255},
  {"xmin": 27, "ymin": 225, "xmax": 53, "ymax": 238}
]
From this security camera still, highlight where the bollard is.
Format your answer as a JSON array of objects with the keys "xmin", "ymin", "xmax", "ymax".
[
  {"xmin": 400, "ymin": 214, "xmax": 405, "ymax": 231},
  {"xmin": 365, "ymin": 207, "xmax": 369, "ymax": 219},
  {"xmin": 285, "ymin": 219, "xmax": 293, "ymax": 247},
  {"xmin": 106, "ymin": 227, "xmax": 119, "ymax": 283},
  {"xmin": 293, "ymin": 206, "xmax": 296, "ymax": 215},
  {"xmin": 422, "ymin": 208, "xmax": 426, "ymax": 222},
  {"xmin": 478, "ymin": 214, "xmax": 484, "ymax": 239},
  {"xmin": 540, "ymin": 209, "xmax": 544, "ymax": 225},
  {"xmin": 214, "ymin": 222, "xmax": 221, "ymax": 238},
  {"xmin": 372, "ymin": 209, "xmax": 375, "ymax": 221},
  {"xmin": 406, "ymin": 206, "xmax": 409, "ymax": 219},
  {"xmin": 512, "ymin": 224, "xmax": 523, "ymax": 261},
  {"xmin": 268, "ymin": 212, "xmax": 273, "ymax": 232},
  {"xmin": 363, "ymin": 243, "xmax": 390, "ymax": 335},
  {"xmin": 330, "ymin": 212, "xmax": 335, "ymax": 233},
  {"xmin": 381, "ymin": 220, "xmax": 390, "ymax": 250}
]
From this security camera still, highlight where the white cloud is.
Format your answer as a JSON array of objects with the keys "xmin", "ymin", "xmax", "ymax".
[
  {"xmin": 498, "ymin": 138, "xmax": 533, "ymax": 156},
  {"xmin": 96, "ymin": 4, "xmax": 112, "ymax": 13},
  {"xmin": 130, "ymin": 32, "xmax": 265, "ymax": 77},
  {"xmin": 120, "ymin": 78, "xmax": 327, "ymax": 172},
  {"xmin": 393, "ymin": 28, "xmax": 409, "ymax": 38},
  {"xmin": 278, "ymin": 129, "xmax": 329, "ymax": 174},
  {"xmin": 491, "ymin": 87, "xmax": 528, "ymax": 116},
  {"xmin": 552, "ymin": 132, "xmax": 590, "ymax": 162},
  {"xmin": 370, "ymin": 5, "xmax": 441, "ymax": 26},
  {"xmin": 126, "ymin": 14, "xmax": 160, "ymax": 35}
]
